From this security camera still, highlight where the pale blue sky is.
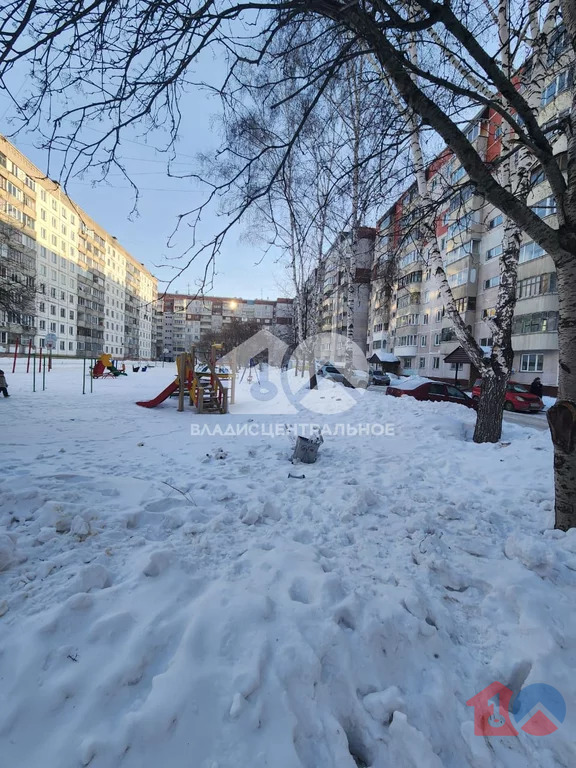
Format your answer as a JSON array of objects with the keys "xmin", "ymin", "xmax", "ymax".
[{"xmin": 1, "ymin": 64, "xmax": 290, "ymax": 301}]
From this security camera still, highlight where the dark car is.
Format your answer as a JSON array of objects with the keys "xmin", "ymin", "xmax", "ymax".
[
  {"xmin": 471, "ymin": 379, "xmax": 544, "ymax": 412},
  {"xmin": 369, "ymin": 369, "xmax": 391, "ymax": 386},
  {"xmin": 386, "ymin": 380, "xmax": 477, "ymax": 408}
]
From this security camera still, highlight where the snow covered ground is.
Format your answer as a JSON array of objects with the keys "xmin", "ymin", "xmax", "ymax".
[{"xmin": 1, "ymin": 359, "xmax": 575, "ymax": 768}]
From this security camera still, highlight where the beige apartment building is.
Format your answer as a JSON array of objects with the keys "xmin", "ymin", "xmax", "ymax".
[
  {"xmin": 0, "ymin": 135, "xmax": 156, "ymax": 359},
  {"xmin": 156, "ymin": 293, "xmax": 294, "ymax": 358}
]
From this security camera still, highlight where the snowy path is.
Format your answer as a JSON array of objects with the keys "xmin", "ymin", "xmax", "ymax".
[{"xmin": 0, "ymin": 362, "xmax": 575, "ymax": 768}]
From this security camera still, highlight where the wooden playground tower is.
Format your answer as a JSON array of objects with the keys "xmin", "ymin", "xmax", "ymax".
[{"xmin": 176, "ymin": 344, "xmax": 232, "ymax": 414}]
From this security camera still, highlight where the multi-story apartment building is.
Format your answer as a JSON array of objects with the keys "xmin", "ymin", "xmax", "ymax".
[
  {"xmin": 157, "ymin": 293, "xmax": 293, "ymax": 358},
  {"xmin": 0, "ymin": 135, "xmax": 157, "ymax": 359},
  {"xmin": 316, "ymin": 228, "xmax": 375, "ymax": 363},
  {"xmin": 369, "ymin": 95, "xmax": 567, "ymax": 392}
]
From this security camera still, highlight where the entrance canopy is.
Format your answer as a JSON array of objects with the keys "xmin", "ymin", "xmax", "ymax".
[{"xmin": 368, "ymin": 351, "xmax": 400, "ymax": 364}]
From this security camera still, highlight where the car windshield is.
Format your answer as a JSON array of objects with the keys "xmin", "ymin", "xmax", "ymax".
[
  {"xmin": 508, "ymin": 383, "xmax": 529, "ymax": 393},
  {"xmin": 326, "ymin": 366, "xmax": 339, "ymax": 373}
]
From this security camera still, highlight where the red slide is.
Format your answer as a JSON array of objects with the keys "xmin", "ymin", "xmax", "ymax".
[{"xmin": 136, "ymin": 380, "xmax": 179, "ymax": 408}]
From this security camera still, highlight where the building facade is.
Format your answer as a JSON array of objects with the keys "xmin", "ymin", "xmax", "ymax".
[
  {"xmin": 0, "ymin": 135, "xmax": 157, "ymax": 359},
  {"xmin": 317, "ymin": 228, "xmax": 376, "ymax": 363},
  {"xmin": 157, "ymin": 294, "xmax": 293, "ymax": 358},
  {"xmin": 308, "ymin": 32, "xmax": 570, "ymax": 394}
]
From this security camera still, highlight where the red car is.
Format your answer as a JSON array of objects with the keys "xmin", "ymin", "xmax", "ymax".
[
  {"xmin": 386, "ymin": 380, "xmax": 477, "ymax": 408},
  {"xmin": 471, "ymin": 379, "xmax": 544, "ymax": 412}
]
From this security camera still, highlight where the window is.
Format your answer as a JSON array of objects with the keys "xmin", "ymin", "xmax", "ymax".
[
  {"xmin": 548, "ymin": 25, "xmax": 568, "ymax": 63},
  {"xmin": 454, "ymin": 296, "xmax": 476, "ymax": 313},
  {"xmin": 433, "ymin": 357, "xmax": 440, "ymax": 369},
  {"xmin": 448, "ymin": 269, "xmax": 469, "ymax": 287},
  {"xmin": 39, "ymin": 320, "xmax": 46, "ymax": 330},
  {"xmin": 519, "ymin": 241, "xmax": 545, "ymax": 263},
  {"xmin": 421, "ymin": 335, "xmax": 427, "ymax": 347},
  {"xmin": 435, "ymin": 310, "xmax": 442, "ymax": 322},
  {"xmin": 50, "ymin": 322, "xmax": 57, "ymax": 332},
  {"xmin": 60, "ymin": 324, "xmax": 65, "ymax": 334},
  {"xmin": 450, "ymin": 165, "xmax": 466, "ymax": 183},
  {"xmin": 513, "ymin": 311, "xmax": 559, "ymax": 334},
  {"xmin": 530, "ymin": 167, "xmax": 545, "ymax": 186},
  {"xmin": 482, "ymin": 307, "xmax": 496, "ymax": 319},
  {"xmin": 444, "ymin": 239, "xmax": 479, "ymax": 266},
  {"xmin": 484, "ymin": 275, "xmax": 500, "ymax": 289},
  {"xmin": 397, "ymin": 270, "xmax": 423, "ymax": 288},
  {"xmin": 480, "ymin": 337, "xmax": 493, "ymax": 347},
  {"xmin": 448, "ymin": 211, "xmax": 474, "ymax": 239},
  {"xmin": 541, "ymin": 69, "xmax": 571, "ymax": 106},
  {"xmin": 521, "ymin": 353, "xmax": 544, "ymax": 372},
  {"xmin": 398, "ymin": 250, "xmax": 419, "ymax": 268},
  {"xmin": 446, "ymin": 385, "xmax": 466, "ymax": 399},
  {"xmin": 489, "ymin": 214, "xmax": 503, "ymax": 229},
  {"xmin": 50, "ymin": 305, "xmax": 56, "ymax": 315},
  {"xmin": 419, "ymin": 357, "xmax": 426, "ymax": 368},
  {"xmin": 372, "ymin": 340, "xmax": 382, "ymax": 350},
  {"xmin": 465, "ymin": 123, "xmax": 480, "ymax": 142},
  {"xmin": 434, "ymin": 333, "xmax": 441, "ymax": 346},
  {"xmin": 517, "ymin": 273, "xmax": 557, "ymax": 299},
  {"xmin": 60, "ymin": 308, "xmax": 65, "ymax": 318},
  {"xmin": 486, "ymin": 244, "xmax": 503, "ymax": 261},
  {"xmin": 531, "ymin": 195, "xmax": 557, "ymax": 218},
  {"xmin": 69, "ymin": 342, "xmax": 74, "ymax": 351},
  {"xmin": 39, "ymin": 301, "xmax": 45, "ymax": 312},
  {"xmin": 402, "ymin": 357, "xmax": 413, "ymax": 369},
  {"xmin": 423, "ymin": 313, "xmax": 429, "ymax": 325}
]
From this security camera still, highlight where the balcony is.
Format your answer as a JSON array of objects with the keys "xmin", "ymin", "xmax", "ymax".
[
  {"xmin": 393, "ymin": 345, "xmax": 418, "ymax": 357},
  {"xmin": 512, "ymin": 333, "xmax": 558, "ymax": 351}
]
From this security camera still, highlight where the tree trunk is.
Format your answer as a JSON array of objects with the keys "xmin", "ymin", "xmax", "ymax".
[
  {"xmin": 548, "ymin": 260, "xmax": 576, "ymax": 530},
  {"xmin": 473, "ymin": 373, "xmax": 509, "ymax": 443}
]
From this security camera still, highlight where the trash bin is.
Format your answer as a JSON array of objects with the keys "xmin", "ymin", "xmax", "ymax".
[
  {"xmin": 133, "ymin": 366, "xmax": 140, "ymax": 372},
  {"xmin": 291, "ymin": 435, "xmax": 323, "ymax": 464}
]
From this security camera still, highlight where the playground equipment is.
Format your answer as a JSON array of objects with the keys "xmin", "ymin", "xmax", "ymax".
[
  {"xmin": 92, "ymin": 353, "xmax": 128, "ymax": 378},
  {"xmin": 136, "ymin": 346, "xmax": 231, "ymax": 413}
]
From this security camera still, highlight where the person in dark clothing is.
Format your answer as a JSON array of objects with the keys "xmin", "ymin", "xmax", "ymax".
[
  {"xmin": 530, "ymin": 377, "xmax": 543, "ymax": 398},
  {"xmin": 0, "ymin": 370, "xmax": 9, "ymax": 397}
]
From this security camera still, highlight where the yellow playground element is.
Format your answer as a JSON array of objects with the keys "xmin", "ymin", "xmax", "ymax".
[{"xmin": 136, "ymin": 346, "xmax": 232, "ymax": 413}]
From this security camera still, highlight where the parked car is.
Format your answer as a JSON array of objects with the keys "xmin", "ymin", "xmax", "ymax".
[
  {"xmin": 318, "ymin": 364, "xmax": 369, "ymax": 388},
  {"xmin": 369, "ymin": 369, "xmax": 391, "ymax": 386},
  {"xmin": 386, "ymin": 379, "xmax": 477, "ymax": 408},
  {"xmin": 471, "ymin": 379, "xmax": 544, "ymax": 412}
]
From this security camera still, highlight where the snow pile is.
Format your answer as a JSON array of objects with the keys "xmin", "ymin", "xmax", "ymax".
[{"xmin": 0, "ymin": 360, "xmax": 574, "ymax": 767}]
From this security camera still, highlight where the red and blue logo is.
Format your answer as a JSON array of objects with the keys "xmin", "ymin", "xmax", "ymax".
[{"xmin": 467, "ymin": 682, "xmax": 566, "ymax": 736}]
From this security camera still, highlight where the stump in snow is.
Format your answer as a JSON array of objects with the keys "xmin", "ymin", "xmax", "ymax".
[{"xmin": 291, "ymin": 434, "xmax": 323, "ymax": 464}]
